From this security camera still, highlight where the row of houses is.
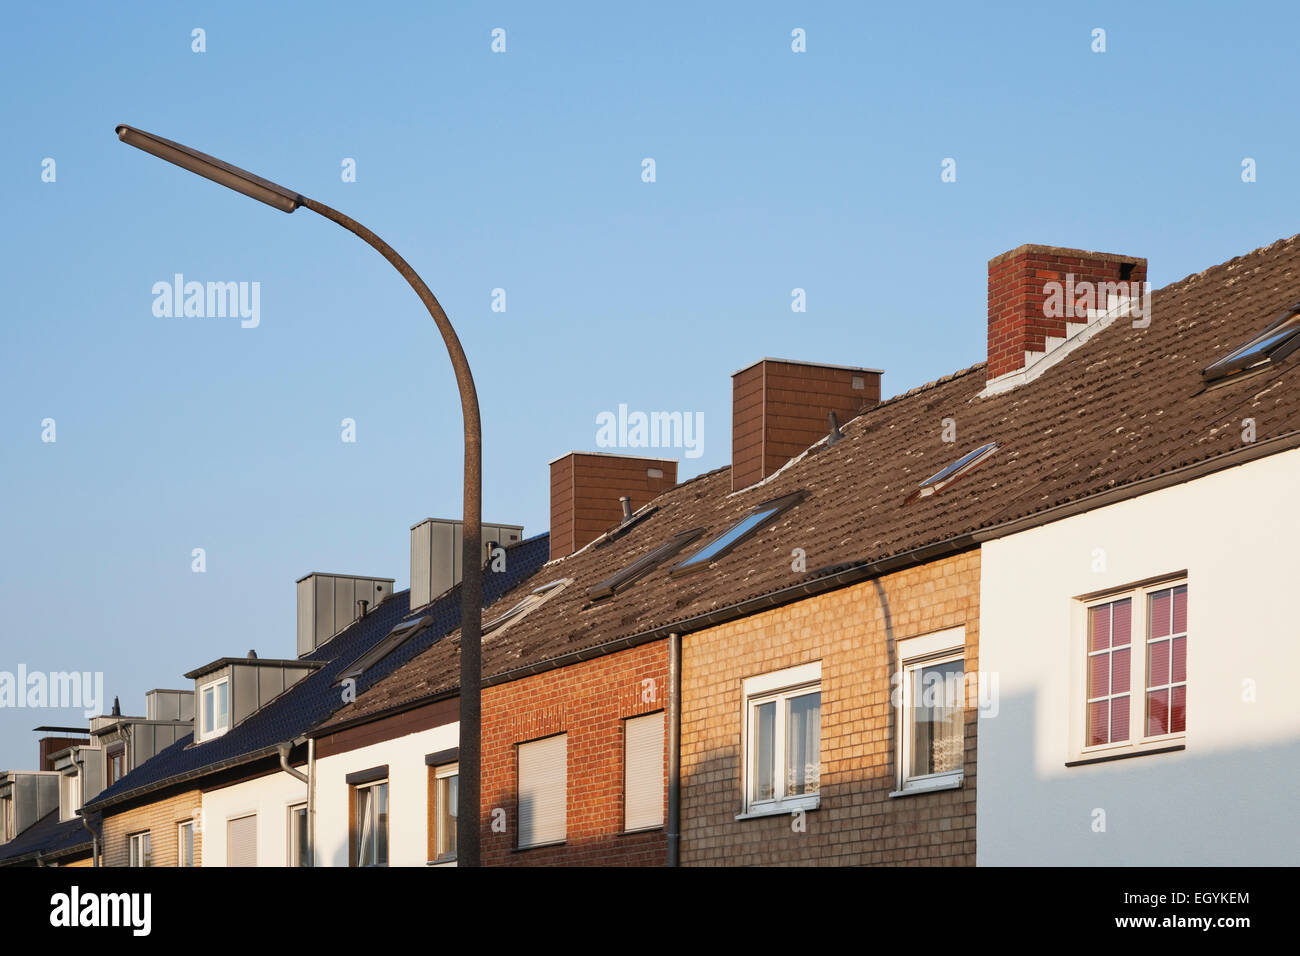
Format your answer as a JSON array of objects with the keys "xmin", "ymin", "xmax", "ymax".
[{"xmin": 4, "ymin": 236, "xmax": 1299, "ymax": 866}]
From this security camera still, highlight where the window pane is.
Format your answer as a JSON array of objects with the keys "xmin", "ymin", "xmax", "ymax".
[
  {"xmin": 1088, "ymin": 654, "xmax": 1109, "ymax": 697},
  {"xmin": 216, "ymin": 683, "xmax": 229, "ymax": 729},
  {"xmin": 1112, "ymin": 647, "xmax": 1131, "ymax": 695},
  {"xmin": 437, "ymin": 774, "xmax": 458, "ymax": 858},
  {"xmin": 1171, "ymin": 636, "xmax": 1186, "ymax": 683},
  {"xmin": 1148, "ymin": 639, "xmax": 1170, "ymax": 687},
  {"xmin": 1149, "ymin": 589, "xmax": 1172, "ymax": 639},
  {"xmin": 1111, "ymin": 694, "xmax": 1130, "ymax": 741},
  {"xmin": 1171, "ymin": 686, "xmax": 1186, "ymax": 733},
  {"xmin": 375, "ymin": 783, "xmax": 388, "ymax": 865},
  {"xmin": 1088, "ymin": 605, "xmax": 1110, "ymax": 652},
  {"xmin": 1147, "ymin": 688, "xmax": 1169, "ymax": 736},
  {"xmin": 1111, "ymin": 599, "xmax": 1132, "ymax": 646},
  {"xmin": 356, "ymin": 788, "xmax": 373, "ymax": 865},
  {"xmin": 752, "ymin": 701, "xmax": 776, "ymax": 801},
  {"xmin": 909, "ymin": 661, "xmax": 964, "ymax": 777},
  {"xmin": 203, "ymin": 688, "xmax": 214, "ymax": 735},
  {"xmin": 785, "ymin": 692, "xmax": 821, "ymax": 796},
  {"xmin": 1172, "ymin": 585, "xmax": 1188, "ymax": 633},
  {"xmin": 680, "ymin": 509, "xmax": 777, "ymax": 569},
  {"xmin": 1087, "ymin": 700, "xmax": 1109, "ymax": 746}
]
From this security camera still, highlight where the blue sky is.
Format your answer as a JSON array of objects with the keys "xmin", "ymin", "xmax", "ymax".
[{"xmin": 1, "ymin": 1, "xmax": 1296, "ymax": 768}]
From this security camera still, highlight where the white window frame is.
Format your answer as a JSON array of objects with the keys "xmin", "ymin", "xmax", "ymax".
[
  {"xmin": 738, "ymin": 661, "xmax": 822, "ymax": 819},
  {"xmin": 1071, "ymin": 576, "xmax": 1189, "ymax": 762},
  {"xmin": 893, "ymin": 627, "xmax": 967, "ymax": 796},
  {"xmin": 352, "ymin": 779, "xmax": 389, "ymax": 867},
  {"xmin": 431, "ymin": 763, "xmax": 458, "ymax": 864},
  {"xmin": 177, "ymin": 820, "xmax": 195, "ymax": 867},
  {"xmin": 286, "ymin": 803, "xmax": 308, "ymax": 867},
  {"xmin": 198, "ymin": 676, "xmax": 231, "ymax": 742},
  {"xmin": 128, "ymin": 830, "xmax": 151, "ymax": 867}
]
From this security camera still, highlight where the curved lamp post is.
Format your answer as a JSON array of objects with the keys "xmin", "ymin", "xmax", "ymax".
[{"xmin": 115, "ymin": 125, "xmax": 485, "ymax": 867}]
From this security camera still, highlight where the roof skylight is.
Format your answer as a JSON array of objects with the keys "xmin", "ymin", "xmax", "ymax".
[
  {"xmin": 1202, "ymin": 304, "xmax": 1300, "ymax": 384},
  {"xmin": 483, "ymin": 578, "xmax": 572, "ymax": 637},
  {"xmin": 670, "ymin": 491, "xmax": 806, "ymax": 577},
  {"xmin": 908, "ymin": 443, "xmax": 998, "ymax": 502},
  {"xmin": 338, "ymin": 615, "xmax": 430, "ymax": 683},
  {"xmin": 587, "ymin": 527, "xmax": 705, "ymax": 601}
]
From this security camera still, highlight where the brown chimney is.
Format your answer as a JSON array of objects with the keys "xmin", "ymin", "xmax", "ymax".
[
  {"xmin": 987, "ymin": 245, "xmax": 1147, "ymax": 381},
  {"xmin": 549, "ymin": 452, "xmax": 677, "ymax": 560},
  {"xmin": 731, "ymin": 358, "xmax": 882, "ymax": 492}
]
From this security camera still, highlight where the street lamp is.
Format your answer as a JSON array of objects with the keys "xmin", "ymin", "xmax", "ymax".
[{"xmin": 115, "ymin": 124, "xmax": 486, "ymax": 867}]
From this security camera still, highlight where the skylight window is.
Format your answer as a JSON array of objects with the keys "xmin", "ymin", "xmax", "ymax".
[
  {"xmin": 670, "ymin": 491, "xmax": 806, "ymax": 577},
  {"xmin": 1202, "ymin": 304, "xmax": 1300, "ymax": 384},
  {"xmin": 587, "ymin": 528, "xmax": 705, "ymax": 601},
  {"xmin": 338, "ymin": 615, "xmax": 430, "ymax": 683},
  {"xmin": 483, "ymin": 578, "xmax": 572, "ymax": 637},
  {"xmin": 908, "ymin": 443, "xmax": 998, "ymax": 502}
]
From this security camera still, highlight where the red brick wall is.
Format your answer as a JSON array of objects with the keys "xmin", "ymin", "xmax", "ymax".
[
  {"xmin": 987, "ymin": 245, "xmax": 1147, "ymax": 379},
  {"xmin": 481, "ymin": 641, "xmax": 668, "ymax": 866}
]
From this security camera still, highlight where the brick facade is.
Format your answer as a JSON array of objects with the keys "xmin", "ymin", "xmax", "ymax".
[
  {"xmin": 481, "ymin": 641, "xmax": 668, "ymax": 865},
  {"xmin": 101, "ymin": 789, "xmax": 202, "ymax": 867},
  {"xmin": 680, "ymin": 550, "xmax": 980, "ymax": 865}
]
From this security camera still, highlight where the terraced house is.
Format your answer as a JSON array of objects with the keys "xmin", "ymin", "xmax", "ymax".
[
  {"xmin": 15, "ymin": 232, "xmax": 1298, "ymax": 867},
  {"xmin": 74, "ymin": 520, "xmax": 539, "ymax": 867},
  {"xmin": 324, "ymin": 234, "xmax": 1300, "ymax": 867}
]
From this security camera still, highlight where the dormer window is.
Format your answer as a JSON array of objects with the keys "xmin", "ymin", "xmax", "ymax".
[{"xmin": 198, "ymin": 677, "xmax": 230, "ymax": 742}]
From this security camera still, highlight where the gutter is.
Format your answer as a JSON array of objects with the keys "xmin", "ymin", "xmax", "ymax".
[
  {"xmin": 83, "ymin": 743, "xmax": 283, "ymax": 813},
  {"xmin": 303, "ymin": 428, "xmax": 1300, "ymax": 733},
  {"xmin": 81, "ymin": 812, "xmax": 100, "ymax": 868},
  {"xmin": 277, "ymin": 739, "xmax": 309, "ymax": 784}
]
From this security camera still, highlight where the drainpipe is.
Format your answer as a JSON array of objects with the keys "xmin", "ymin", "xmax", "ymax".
[
  {"xmin": 307, "ymin": 737, "xmax": 316, "ymax": 868},
  {"xmin": 81, "ymin": 812, "xmax": 100, "ymax": 867},
  {"xmin": 277, "ymin": 737, "xmax": 312, "ymax": 867},
  {"xmin": 667, "ymin": 632, "xmax": 681, "ymax": 867}
]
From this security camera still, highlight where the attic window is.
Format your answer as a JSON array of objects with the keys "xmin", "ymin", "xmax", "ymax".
[
  {"xmin": 483, "ymin": 578, "xmax": 572, "ymax": 637},
  {"xmin": 909, "ymin": 443, "xmax": 998, "ymax": 502},
  {"xmin": 1202, "ymin": 304, "xmax": 1300, "ymax": 384},
  {"xmin": 670, "ymin": 491, "xmax": 806, "ymax": 577},
  {"xmin": 338, "ymin": 615, "xmax": 430, "ymax": 683},
  {"xmin": 587, "ymin": 527, "xmax": 706, "ymax": 601}
]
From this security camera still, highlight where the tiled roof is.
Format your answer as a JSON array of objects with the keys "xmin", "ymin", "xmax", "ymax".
[
  {"xmin": 82, "ymin": 534, "xmax": 551, "ymax": 811},
  {"xmin": 0, "ymin": 810, "xmax": 90, "ymax": 866},
  {"xmin": 321, "ymin": 231, "xmax": 1300, "ymax": 727}
]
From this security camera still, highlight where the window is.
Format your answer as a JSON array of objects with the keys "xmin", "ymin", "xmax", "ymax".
[
  {"xmin": 741, "ymin": 662, "xmax": 821, "ymax": 816},
  {"xmin": 352, "ymin": 781, "xmax": 388, "ymax": 866},
  {"xmin": 177, "ymin": 821, "xmax": 195, "ymax": 867},
  {"xmin": 59, "ymin": 772, "xmax": 80, "ymax": 822},
  {"xmin": 429, "ymin": 763, "xmax": 458, "ymax": 863},
  {"xmin": 128, "ymin": 831, "xmax": 151, "ymax": 867},
  {"xmin": 483, "ymin": 579, "xmax": 571, "ymax": 637},
  {"xmin": 624, "ymin": 712, "xmax": 665, "ymax": 831},
  {"xmin": 287, "ymin": 804, "xmax": 308, "ymax": 867},
  {"xmin": 106, "ymin": 745, "xmax": 126, "ymax": 786},
  {"xmin": 198, "ymin": 677, "xmax": 230, "ymax": 741},
  {"xmin": 227, "ymin": 814, "xmax": 257, "ymax": 867},
  {"xmin": 338, "ymin": 616, "xmax": 430, "ymax": 683},
  {"xmin": 1075, "ymin": 579, "xmax": 1188, "ymax": 760},
  {"xmin": 907, "ymin": 443, "xmax": 998, "ymax": 502},
  {"xmin": 517, "ymin": 734, "xmax": 566, "ymax": 849},
  {"xmin": 1202, "ymin": 304, "xmax": 1300, "ymax": 384},
  {"xmin": 1, "ymin": 795, "xmax": 13, "ymax": 842},
  {"xmin": 671, "ymin": 491, "xmax": 806, "ymax": 577},
  {"xmin": 895, "ymin": 628, "xmax": 966, "ymax": 795},
  {"xmin": 587, "ymin": 528, "xmax": 705, "ymax": 600}
]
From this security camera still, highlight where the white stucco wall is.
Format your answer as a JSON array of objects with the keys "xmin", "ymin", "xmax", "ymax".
[
  {"xmin": 977, "ymin": 448, "xmax": 1300, "ymax": 865},
  {"xmin": 200, "ymin": 769, "xmax": 307, "ymax": 867},
  {"xmin": 314, "ymin": 721, "xmax": 458, "ymax": 867}
]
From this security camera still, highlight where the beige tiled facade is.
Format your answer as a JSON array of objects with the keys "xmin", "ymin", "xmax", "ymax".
[
  {"xmin": 101, "ymin": 789, "xmax": 202, "ymax": 868},
  {"xmin": 681, "ymin": 549, "xmax": 980, "ymax": 865}
]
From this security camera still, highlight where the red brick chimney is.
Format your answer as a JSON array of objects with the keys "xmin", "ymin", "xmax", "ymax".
[
  {"xmin": 548, "ymin": 452, "xmax": 677, "ymax": 560},
  {"xmin": 731, "ymin": 358, "xmax": 882, "ymax": 492},
  {"xmin": 987, "ymin": 245, "xmax": 1147, "ymax": 381}
]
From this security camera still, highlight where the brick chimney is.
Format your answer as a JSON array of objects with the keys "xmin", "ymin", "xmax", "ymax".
[
  {"xmin": 987, "ymin": 245, "xmax": 1147, "ymax": 381},
  {"xmin": 549, "ymin": 452, "xmax": 677, "ymax": 560},
  {"xmin": 731, "ymin": 358, "xmax": 882, "ymax": 492}
]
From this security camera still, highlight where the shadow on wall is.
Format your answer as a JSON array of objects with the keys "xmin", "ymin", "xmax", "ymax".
[{"xmin": 978, "ymin": 688, "xmax": 1300, "ymax": 866}]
